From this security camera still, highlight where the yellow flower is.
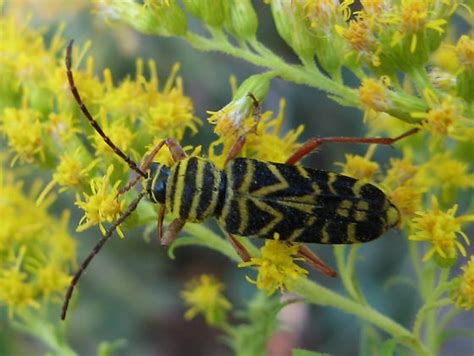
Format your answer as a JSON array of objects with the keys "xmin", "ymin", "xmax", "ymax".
[
  {"xmin": 0, "ymin": 169, "xmax": 76, "ymax": 318},
  {"xmin": 92, "ymin": 111, "xmax": 136, "ymax": 158},
  {"xmin": 360, "ymin": 0, "xmax": 392, "ymax": 17},
  {"xmin": 359, "ymin": 78, "xmax": 392, "ymax": 113},
  {"xmin": 303, "ymin": 0, "xmax": 352, "ymax": 30},
  {"xmin": 457, "ymin": 256, "xmax": 474, "ymax": 310},
  {"xmin": 336, "ymin": 145, "xmax": 380, "ymax": 181},
  {"xmin": 1, "ymin": 107, "xmax": 44, "ymax": 165},
  {"xmin": 412, "ymin": 93, "xmax": 470, "ymax": 142},
  {"xmin": 239, "ymin": 234, "xmax": 308, "ymax": 295},
  {"xmin": 48, "ymin": 112, "xmax": 80, "ymax": 143},
  {"xmin": 37, "ymin": 148, "xmax": 98, "ymax": 205},
  {"xmin": 336, "ymin": 16, "xmax": 380, "ymax": 66},
  {"xmin": 209, "ymin": 99, "xmax": 303, "ymax": 168},
  {"xmin": 409, "ymin": 195, "xmax": 474, "ymax": 263},
  {"xmin": 33, "ymin": 263, "xmax": 72, "ymax": 303},
  {"xmin": 381, "ymin": 151, "xmax": 428, "ymax": 225},
  {"xmin": 432, "ymin": 43, "xmax": 460, "ymax": 73},
  {"xmin": 456, "ymin": 35, "xmax": 474, "ymax": 69},
  {"xmin": 245, "ymin": 99, "xmax": 303, "ymax": 163},
  {"xmin": 394, "ymin": 0, "xmax": 447, "ymax": 52},
  {"xmin": 181, "ymin": 274, "xmax": 232, "ymax": 326},
  {"xmin": 100, "ymin": 65, "xmax": 146, "ymax": 121},
  {"xmin": 0, "ymin": 264, "xmax": 40, "ymax": 319},
  {"xmin": 384, "ymin": 151, "xmax": 420, "ymax": 188},
  {"xmin": 141, "ymin": 62, "xmax": 198, "ymax": 140},
  {"xmin": 208, "ymin": 95, "xmax": 258, "ymax": 141},
  {"xmin": 389, "ymin": 184, "xmax": 423, "ymax": 225},
  {"xmin": 75, "ymin": 165, "xmax": 126, "ymax": 237},
  {"xmin": 424, "ymin": 153, "xmax": 474, "ymax": 199}
]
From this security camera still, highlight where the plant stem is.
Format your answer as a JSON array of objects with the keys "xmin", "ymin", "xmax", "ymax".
[
  {"xmin": 184, "ymin": 32, "xmax": 359, "ymax": 106},
  {"xmin": 291, "ymin": 278, "xmax": 430, "ymax": 355}
]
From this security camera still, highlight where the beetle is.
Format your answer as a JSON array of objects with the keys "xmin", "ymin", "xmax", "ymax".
[{"xmin": 62, "ymin": 40, "xmax": 419, "ymax": 320}]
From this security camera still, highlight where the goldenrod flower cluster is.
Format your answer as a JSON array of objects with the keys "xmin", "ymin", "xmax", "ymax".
[
  {"xmin": 0, "ymin": 170, "xmax": 76, "ymax": 318},
  {"xmin": 240, "ymin": 234, "xmax": 309, "ymax": 295},
  {"xmin": 1, "ymin": 1, "xmax": 473, "ymax": 354},
  {"xmin": 181, "ymin": 274, "xmax": 232, "ymax": 326}
]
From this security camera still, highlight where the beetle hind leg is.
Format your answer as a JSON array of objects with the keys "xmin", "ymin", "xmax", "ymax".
[{"xmin": 225, "ymin": 232, "xmax": 252, "ymax": 262}]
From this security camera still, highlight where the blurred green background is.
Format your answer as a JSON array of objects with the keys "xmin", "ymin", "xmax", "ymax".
[{"xmin": 1, "ymin": 1, "xmax": 473, "ymax": 355}]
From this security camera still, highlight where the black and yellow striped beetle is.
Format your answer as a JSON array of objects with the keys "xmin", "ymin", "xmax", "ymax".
[{"xmin": 62, "ymin": 40, "xmax": 419, "ymax": 320}]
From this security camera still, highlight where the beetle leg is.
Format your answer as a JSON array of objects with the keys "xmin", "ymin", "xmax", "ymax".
[
  {"xmin": 286, "ymin": 128, "xmax": 420, "ymax": 165},
  {"xmin": 157, "ymin": 205, "xmax": 166, "ymax": 241},
  {"xmin": 225, "ymin": 93, "xmax": 262, "ymax": 165},
  {"xmin": 161, "ymin": 218, "xmax": 186, "ymax": 247},
  {"xmin": 225, "ymin": 232, "xmax": 252, "ymax": 262},
  {"xmin": 289, "ymin": 242, "xmax": 337, "ymax": 277}
]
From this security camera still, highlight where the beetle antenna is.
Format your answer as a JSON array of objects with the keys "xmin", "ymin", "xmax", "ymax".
[
  {"xmin": 65, "ymin": 40, "xmax": 147, "ymax": 178},
  {"xmin": 61, "ymin": 191, "xmax": 147, "ymax": 320}
]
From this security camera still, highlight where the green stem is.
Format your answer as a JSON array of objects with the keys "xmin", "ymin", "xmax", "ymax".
[
  {"xmin": 291, "ymin": 278, "xmax": 430, "ymax": 355},
  {"xmin": 334, "ymin": 246, "xmax": 366, "ymax": 304},
  {"xmin": 183, "ymin": 223, "xmax": 259, "ymax": 261},
  {"xmin": 407, "ymin": 66, "xmax": 439, "ymax": 98},
  {"xmin": 14, "ymin": 313, "xmax": 77, "ymax": 356},
  {"xmin": 409, "ymin": 241, "xmax": 423, "ymax": 298},
  {"xmin": 185, "ymin": 32, "xmax": 359, "ymax": 106}
]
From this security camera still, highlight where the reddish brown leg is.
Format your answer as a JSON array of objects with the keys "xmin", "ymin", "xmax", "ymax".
[
  {"xmin": 157, "ymin": 205, "xmax": 166, "ymax": 240},
  {"xmin": 289, "ymin": 242, "xmax": 337, "ymax": 277},
  {"xmin": 161, "ymin": 218, "xmax": 186, "ymax": 247},
  {"xmin": 286, "ymin": 128, "xmax": 420, "ymax": 165},
  {"xmin": 225, "ymin": 93, "xmax": 262, "ymax": 165},
  {"xmin": 225, "ymin": 233, "xmax": 252, "ymax": 262}
]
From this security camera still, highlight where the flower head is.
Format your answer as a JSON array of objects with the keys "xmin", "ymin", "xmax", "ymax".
[
  {"xmin": 37, "ymin": 148, "xmax": 98, "ymax": 205},
  {"xmin": 303, "ymin": 0, "xmax": 352, "ymax": 32},
  {"xmin": 412, "ymin": 93, "xmax": 470, "ymax": 143},
  {"xmin": 0, "ymin": 259, "xmax": 40, "ymax": 318},
  {"xmin": 75, "ymin": 165, "xmax": 126, "ymax": 237},
  {"xmin": 0, "ymin": 170, "xmax": 76, "ymax": 318},
  {"xmin": 181, "ymin": 274, "xmax": 232, "ymax": 326},
  {"xmin": 359, "ymin": 78, "xmax": 392, "ymax": 113},
  {"xmin": 1, "ymin": 107, "xmax": 44, "ymax": 165},
  {"xmin": 456, "ymin": 256, "xmax": 474, "ymax": 310},
  {"xmin": 336, "ymin": 145, "xmax": 380, "ymax": 181},
  {"xmin": 456, "ymin": 35, "xmax": 474, "ymax": 69},
  {"xmin": 240, "ymin": 234, "xmax": 308, "ymax": 295},
  {"xmin": 409, "ymin": 195, "xmax": 474, "ymax": 264},
  {"xmin": 395, "ymin": 0, "xmax": 447, "ymax": 53}
]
